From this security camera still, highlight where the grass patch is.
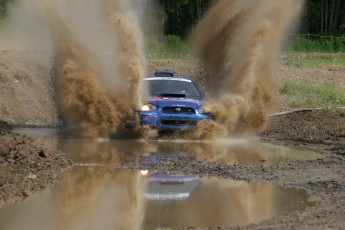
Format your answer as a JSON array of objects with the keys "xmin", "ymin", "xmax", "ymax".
[
  {"xmin": 285, "ymin": 35, "xmax": 345, "ymax": 53},
  {"xmin": 145, "ymin": 35, "xmax": 345, "ymax": 66},
  {"xmin": 279, "ymin": 80, "xmax": 345, "ymax": 108},
  {"xmin": 272, "ymin": 151, "xmax": 324, "ymax": 162},
  {"xmin": 265, "ymin": 144, "xmax": 325, "ymax": 162},
  {"xmin": 146, "ymin": 35, "xmax": 195, "ymax": 60},
  {"xmin": 280, "ymin": 52, "xmax": 345, "ymax": 68},
  {"xmin": 335, "ymin": 108, "xmax": 345, "ymax": 116}
]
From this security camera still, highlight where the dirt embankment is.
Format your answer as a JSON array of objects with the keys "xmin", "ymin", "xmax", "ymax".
[
  {"xmin": 0, "ymin": 50, "xmax": 60, "ymax": 126},
  {"xmin": 0, "ymin": 51, "xmax": 71, "ymax": 207},
  {"xmin": 262, "ymin": 109, "xmax": 345, "ymax": 154},
  {"xmin": 0, "ymin": 122, "xmax": 71, "ymax": 208}
]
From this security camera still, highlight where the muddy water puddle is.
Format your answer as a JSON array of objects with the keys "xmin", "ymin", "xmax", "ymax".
[
  {"xmin": 61, "ymin": 139, "xmax": 323, "ymax": 167},
  {"xmin": 3, "ymin": 128, "xmax": 322, "ymax": 228},
  {"xmin": 14, "ymin": 128, "xmax": 323, "ymax": 165},
  {"xmin": 0, "ymin": 166, "xmax": 316, "ymax": 229}
]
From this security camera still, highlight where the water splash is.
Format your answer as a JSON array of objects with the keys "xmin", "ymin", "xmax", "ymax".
[{"xmin": 190, "ymin": 0, "xmax": 305, "ymax": 138}]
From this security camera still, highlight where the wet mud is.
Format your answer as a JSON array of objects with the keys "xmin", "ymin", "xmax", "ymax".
[
  {"xmin": 0, "ymin": 130, "xmax": 71, "ymax": 208},
  {"xmin": 261, "ymin": 109, "xmax": 345, "ymax": 155}
]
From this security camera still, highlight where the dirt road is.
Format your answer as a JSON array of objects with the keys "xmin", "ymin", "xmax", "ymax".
[{"xmin": 1, "ymin": 51, "xmax": 345, "ymax": 228}]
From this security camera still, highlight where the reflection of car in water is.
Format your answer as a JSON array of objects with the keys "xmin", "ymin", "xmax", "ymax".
[
  {"xmin": 138, "ymin": 71, "xmax": 213, "ymax": 130},
  {"xmin": 140, "ymin": 154, "xmax": 199, "ymax": 201}
]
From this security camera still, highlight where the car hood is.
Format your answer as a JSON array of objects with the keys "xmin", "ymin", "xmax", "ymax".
[{"xmin": 148, "ymin": 96, "xmax": 202, "ymax": 108}]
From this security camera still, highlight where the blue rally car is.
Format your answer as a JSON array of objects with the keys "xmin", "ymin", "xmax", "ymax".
[{"xmin": 139, "ymin": 70, "xmax": 213, "ymax": 129}]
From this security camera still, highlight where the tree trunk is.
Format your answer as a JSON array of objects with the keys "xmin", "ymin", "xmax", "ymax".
[
  {"xmin": 321, "ymin": 0, "xmax": 324, "ymax": 32},
  {"xmin": 339, "ymin": 0, "xmax": 345, "ymax": 32},
  {"xmin": 333, "ymin": 0, "xmax": 341, "ymax": 31},
  {"xmin": 325, "ymin": 0, "xmax": 329, "ymax": 32},
  {"xmin": 329, "ymin": 0, "xmax": 335, "ymax": 31}
]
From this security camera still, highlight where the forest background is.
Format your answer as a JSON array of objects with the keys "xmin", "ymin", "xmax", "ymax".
[{"xmin": 1, "ymin": 0, "xmax": 345, "ymax": 55}]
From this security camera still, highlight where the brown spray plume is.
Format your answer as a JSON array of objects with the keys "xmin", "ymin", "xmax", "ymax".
[
  {"xmin": 43, "ymin": 0, "xmax": 146, "ymax": 138},
  {"xmin": 191, "ymin": 0, "xmax": 304, "ymax": 137}
]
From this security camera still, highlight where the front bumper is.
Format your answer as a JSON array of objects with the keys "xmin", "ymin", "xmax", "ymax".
[{"xmin": 139, "ymin": 110, "xmax": 213, "ymax": 129}]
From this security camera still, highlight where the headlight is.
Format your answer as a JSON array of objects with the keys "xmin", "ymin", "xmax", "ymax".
[
  {"xmin": 141, "ymin": 104, "xmax": 157, "ymax": 111},
  {"xmin": 199, "ymin": 105, "xmax": 211, "ymax": 114},
  {"xmin": 140, "ymin": 170, "xmax": 149, "ymax": 176}
]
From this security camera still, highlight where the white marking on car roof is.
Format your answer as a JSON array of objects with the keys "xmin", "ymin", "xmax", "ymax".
[{"xmin": 144, "ymin": 77, "xmax": 192, "ymax": 82}]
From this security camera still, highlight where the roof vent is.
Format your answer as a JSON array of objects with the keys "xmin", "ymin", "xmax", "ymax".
[{"xmin": 154, "ymin": 70, "xmax": 174, "ymax": 77}]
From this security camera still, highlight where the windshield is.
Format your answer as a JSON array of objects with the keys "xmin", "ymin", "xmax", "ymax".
[{"xmin": 144, "ymin": 78, "xmax": 202, "ymax": 98}]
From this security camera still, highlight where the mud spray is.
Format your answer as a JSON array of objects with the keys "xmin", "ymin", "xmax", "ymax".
[
  {"xmin": 48, "ymin": 0, "xmax": 146, "ymax": 138},
  {"xmin": 189, "ymin": 0, "xmax": 305, "ymax": 138},
  {"xmin": 5, "ymin": 0, "xmax": 304, "ymax": 139},
  {"xmin": 6, "ymin": 0, "xmax": 146, "ymax": 138}
]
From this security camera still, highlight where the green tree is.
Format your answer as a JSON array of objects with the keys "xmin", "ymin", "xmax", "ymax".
[
  {"xmin": 0, "ymin": 0, "xmax": 13, "ymax": 17},
  {"xmin": 157, "ymin": 0, "xmax": 215, "ymax": 38},
  {"xmin": 157, "ymin": 0, "xmax": 345, "ymax": 36},
  {"xmin": 302, "ymin": 0, "xmax": 345, "ymax": 34}
]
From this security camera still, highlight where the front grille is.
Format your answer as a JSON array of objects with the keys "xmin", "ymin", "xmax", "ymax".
[
  {"xmin": 160, "ymin": 118, "xmax": 197, "ymax": 126},
  {"xmin": 162, "ymin": 107, "xmax": 195, "ymax": 114}
]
